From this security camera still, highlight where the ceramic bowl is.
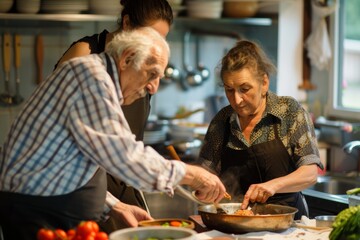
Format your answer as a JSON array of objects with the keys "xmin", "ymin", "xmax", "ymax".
[
  {"xmin": 223, "ymin": 0, "xmax": 259, "ymax": 18},
  {"xmin": 0, "ymin": 0, "xmax": 14, "ymax": 13},
  {"xmin": 16, "ymin": 0, "xmax": 41, "ymax": 14}
]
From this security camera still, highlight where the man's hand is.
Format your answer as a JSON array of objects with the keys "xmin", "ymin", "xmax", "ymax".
[
  {"xmin": 180, "ymin": 164, "xmax": 227, "ymax": 203},
  {"xmin": 110, "ymin": 201, "xmax": 153, "ymax": 227}
]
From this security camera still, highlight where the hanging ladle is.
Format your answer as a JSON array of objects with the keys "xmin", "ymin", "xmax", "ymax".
[
  {"xmin": 13, "ymin": 34, "xmax": 24, "ymax": 105},
  {"xmin": 195, "ymin": 35, "xmax": 210, "ymax": 81},
  {"xmin": 181, "ymin": 31, "xmax": 203, "ymax": 90},
  {"xmin": 161, "ymin": 63, "xmax": 181, "ymax": 86},
  {"xmin": 0, "ymin": 33, "xmax": 14, "ymax": 106}
]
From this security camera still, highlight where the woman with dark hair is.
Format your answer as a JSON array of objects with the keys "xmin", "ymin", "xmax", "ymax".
[{"xmin": 54, "ymin": 0, "xmax": 174, "ymax": 233}]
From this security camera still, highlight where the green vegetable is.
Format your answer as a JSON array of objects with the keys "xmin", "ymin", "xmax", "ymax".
[
  {"xmin": 346, "ymin": 188, "xmax": 360, "ymax": 195},
  {"xmin": 329, "ymin": 205, "xmax": 360, "ymax": 240}
]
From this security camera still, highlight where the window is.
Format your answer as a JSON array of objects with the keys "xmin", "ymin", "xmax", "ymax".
[{"xmin": 328, "ymin": 0, "xmax": 360, "ymax": 120}]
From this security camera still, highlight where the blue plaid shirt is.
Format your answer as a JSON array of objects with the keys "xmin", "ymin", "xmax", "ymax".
[{"xmin": 0, "ymin": 53, "xmax": 185, "ymax": 196}]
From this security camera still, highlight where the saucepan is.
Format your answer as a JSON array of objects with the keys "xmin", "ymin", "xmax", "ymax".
[{"xmin": 198, "ymin": 203, "xmax": 298, "ymax": 234}]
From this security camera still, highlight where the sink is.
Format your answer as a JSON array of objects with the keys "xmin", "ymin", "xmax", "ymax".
[{"xmin": 308, "ymin": 175, "xmax": 360, "ymax": 195}]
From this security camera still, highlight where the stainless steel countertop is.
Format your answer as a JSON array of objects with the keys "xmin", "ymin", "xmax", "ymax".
[{"xmin": 303, "ymin": 188, "xmax": 349, "ymax": 204}]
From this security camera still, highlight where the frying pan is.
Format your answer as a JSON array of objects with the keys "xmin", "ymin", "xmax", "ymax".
[{"xmin": 198, "ymin": 203, "xmax": 298, "ymax": 234}]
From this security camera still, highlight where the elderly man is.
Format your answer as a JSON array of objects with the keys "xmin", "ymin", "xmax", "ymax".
[{"xmin": 0, "ymin": 27, "xmax": 226, "ymax": 239}]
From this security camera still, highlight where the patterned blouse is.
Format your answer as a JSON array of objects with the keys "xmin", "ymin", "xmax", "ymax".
[{"xmin": 198, "ymin": 91, "xmax": 323, "ymax": 174}]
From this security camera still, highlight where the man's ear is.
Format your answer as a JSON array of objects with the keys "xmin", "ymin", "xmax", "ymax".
[{"xmin": 119, "ymin": 50, "xmax": 133, "ymax": 70}]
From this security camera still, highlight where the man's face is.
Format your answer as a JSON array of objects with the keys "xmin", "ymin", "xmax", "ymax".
[{"xmin": 119, "ymin": 48, "xmax": 168, "ymax": 105}]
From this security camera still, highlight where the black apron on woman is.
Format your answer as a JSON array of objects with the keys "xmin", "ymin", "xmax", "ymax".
[
  {"xmin": 0, "ymin": 168, "xmax": 107, "ymax": 240},
  {"xmin": 220, "ymin": 119, "xmax": 308, "ymax": 220}
]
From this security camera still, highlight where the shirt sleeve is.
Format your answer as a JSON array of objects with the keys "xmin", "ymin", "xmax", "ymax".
[
  {"xmin": 67, "ymin": 78, "xmax": 186, "ymax": 195},
  {"xmin": 289, "ymin": 105, "xmax": 324, "ymax": 170}
]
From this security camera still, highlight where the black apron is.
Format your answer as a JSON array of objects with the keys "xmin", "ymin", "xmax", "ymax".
[
  {"xmin": 220, "ymin": 119, "xmax": 308, "ymax": 220},
  {"xmin": 0, "ymin": 168, "xmax": 107, "ymax": 240},
  {"xmin": 99, "ymin": 55, "xmax": 148, "ymax": 233}
]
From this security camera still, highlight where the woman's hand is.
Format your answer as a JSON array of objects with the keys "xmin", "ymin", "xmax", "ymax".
[
  {"xmin": 241, "ymin": 182, "xmax": 275, "ymax": 209},
  {"xmin": 110, "ymin": 201, "xmax": 153, "ymax": 227},
  {"xmin": 241, "ymin": 165, "xmax": 318, "ymax": 209}
]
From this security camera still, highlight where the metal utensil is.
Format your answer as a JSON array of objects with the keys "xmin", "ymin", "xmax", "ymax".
[
  {"xmin": 0, "ymin": 33, "xmax": 13, "ymax": 106},
  {"xmin": 13, "ymin": 34, "xmax": 23, "ymax": 104},
  {"xmin": 181, "ymin": 31, "xmax": 203, "ymax": 90},
  {"xmin": 195, "ymin": 36, "xmax": 210, "ymax": 81},
  {"xmin": 166, "ymin": 145, "xmax": 232, "ymax": 208},
  {"xmin": 214, "ymin": 202, "xmax": 228, "ymax": 214},
  {"xmin": 162, "ymin": 63, "xmax": 181, "ymax": 85},
  {"xmin": 250, "ymin": 202, "xmax": 259, "ymax": 214}
]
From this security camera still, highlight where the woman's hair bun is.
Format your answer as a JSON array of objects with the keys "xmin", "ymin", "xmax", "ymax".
[{"xmin": 120, "ymin": 0, "xmax": 127, "ymax": 6}]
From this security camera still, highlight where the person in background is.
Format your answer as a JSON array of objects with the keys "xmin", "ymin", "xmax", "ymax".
[
  {"xmin": 196, "ymin": 40, "xmax": 323, "ymax": 220},
  {"xmin": 54, "ymin": 0, "xmax": 174, "ymax": 232},
  {"xmin": 0, "ymin": 28, "xmax": 227, "ymax": 240}
]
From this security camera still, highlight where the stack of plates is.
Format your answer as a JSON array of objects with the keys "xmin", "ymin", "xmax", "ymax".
[
  {"xmin": 144, "ymin": 130, "xmax": 167, "ymax": 145},
  {"xmin": 89, "ymin": 0, "xmax": 123, "ymax": 15},
  {"xmin": 167, "ymin": 0, "xmax": 185, "ymax": 17},
  {"xmin": 0, "ymin": 0, "xmax": 13, "ymax": 13},
  {"xmin": 186, "ymin": 0, "xmax": 223, "ymax": 19},
  {"xmin": 41, "ymin": 0, "xmax": 88, "ymax": 14}
]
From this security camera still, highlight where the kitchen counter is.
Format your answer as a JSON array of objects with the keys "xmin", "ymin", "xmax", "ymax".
[
  {"xmin": 189, "ymin": 215, "xmax": 331, "ymax": 240},
  {"xmin": 303, "ymin": 189, "xmax": 349, "ymax": 218}
]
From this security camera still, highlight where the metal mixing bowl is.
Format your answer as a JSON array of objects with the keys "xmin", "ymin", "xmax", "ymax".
[
  {"xmin": 315, "ymin": 215, "xmax": 336, "ymax": 228},
  {"xmin": 109, "ymin": 226, "xmax": 197, "ymax": 240}
]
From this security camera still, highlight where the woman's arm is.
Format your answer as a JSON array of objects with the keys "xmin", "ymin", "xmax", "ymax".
[
  {"xmin": 241, "ymin": 164, "xmax": 318, "ymax": 209},
  {"xmin": 56, "ymin": 42, "xmax": 92, "ymax": 69}
]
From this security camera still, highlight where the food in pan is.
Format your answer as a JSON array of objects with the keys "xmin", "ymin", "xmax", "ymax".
[{"xmin": 233, "ymin": 209, "xmax": 255, "ymax": 216}]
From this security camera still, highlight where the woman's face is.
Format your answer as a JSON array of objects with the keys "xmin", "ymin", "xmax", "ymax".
[
  {"xmin": 222, "ymin": 68, "xmax": 269, "ymax": 119},
  {"xmin": 146, "ymin": 20, "xmax": 170, "ymax": 37}
]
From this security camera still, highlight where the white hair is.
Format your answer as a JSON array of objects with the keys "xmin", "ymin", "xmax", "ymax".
[{"xmin": 106, "ymin": 27, "xmax": 170, "ymax": 71}]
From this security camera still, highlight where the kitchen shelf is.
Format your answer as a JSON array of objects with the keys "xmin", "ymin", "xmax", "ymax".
[
  {"xmin": 0, "ymin": 13, "xmax": 274, "ymax": 25},
  {"xmin": 0, "ymin": 13, "xmax": 117, "ymax": 22}
]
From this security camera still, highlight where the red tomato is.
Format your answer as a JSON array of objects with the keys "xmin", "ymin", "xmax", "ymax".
[
  {"xmin": 67, "ymin": 229, "xmax": 76, "ymax": 239},
  {"xmin": 85, "ymin": 235, "xmax": 95, "ymax": 240},
  {"xmin": 37, "ymin": 228, "xmax": 55, "ymax": 240},
  {"xmin": 77, "ymin": 221, "xmax": 96, "ymax": 238},
  {"xmin": 88, "ymin": 221, "xmax": 99, "ymax": 233},
  {"xmin": 95, "ymin": 232, "xmax": 108, "ymax": 240},
  {"xmin": 50, "ymin": 229, "xmax": 66, "ymax": 240},
  {"xmin": 53, "ymin": 229, "xmax": 67, "ymax": 240}
]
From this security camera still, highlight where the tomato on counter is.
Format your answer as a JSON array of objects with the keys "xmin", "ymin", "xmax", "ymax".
[{"xmin": 37, "ymin": 221, "xmax": 108, "ymax": 240}]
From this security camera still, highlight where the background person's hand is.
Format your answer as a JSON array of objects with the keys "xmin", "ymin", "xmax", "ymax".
[
  {"xmin": 180, "ymin": 164, "xmax": 226, "ymax": 203},
  {"xmin": 110, "ymin": 201, "xmax": 153, "ymax": 227}
]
